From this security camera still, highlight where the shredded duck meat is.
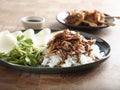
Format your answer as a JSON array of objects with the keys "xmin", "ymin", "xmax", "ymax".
[{"xmin": 47, "ymin": 29, "xmax": 96, "ymax": 62}]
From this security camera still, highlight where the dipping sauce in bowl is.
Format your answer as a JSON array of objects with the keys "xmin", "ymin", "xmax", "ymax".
[
  {"xmin": 21, "ymin": 16, "xmax": 45, "ymax": 30},
  {"xmin": 27, "ymin": 20, "xmax": 42, "ymax": 22}
]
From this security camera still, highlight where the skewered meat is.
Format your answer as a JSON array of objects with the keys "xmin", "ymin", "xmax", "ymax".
[{"xmin": 66, "ymin": 10, "xmax": 114, "ymax": 26}]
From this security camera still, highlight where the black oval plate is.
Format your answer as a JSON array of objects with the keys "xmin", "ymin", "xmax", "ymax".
[
  {"xmin": 56, "ymin": 11, "xmax": 115, "ymax": 30},
  {"xmin": 0, "ymin": 30, "xmax": 111, "ymax": 74}
]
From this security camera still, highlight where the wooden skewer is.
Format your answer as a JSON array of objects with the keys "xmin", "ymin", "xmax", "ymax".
[
  {"xmin": 105, "ymin": 16, "xmax": 120, "ymax": 19},
  {"xmin": 102, "ymin": 22, "xmax": 115, "ymax": 26},
  {"xmin": 83, "ymin": 20, "xmax": 115, "ymax": 27},
  {"xmin": 82, "ymin": 20, "xmax": 97, "ymax": 27}
]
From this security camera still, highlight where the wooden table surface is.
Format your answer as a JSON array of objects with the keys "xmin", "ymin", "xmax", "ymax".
[{"xmin": 0, "ymin": 0, "xmax": 120, "ymax": 90}]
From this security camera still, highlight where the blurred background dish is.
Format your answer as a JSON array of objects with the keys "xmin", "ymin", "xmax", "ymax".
[{"xmin": 56, "ymin": 11, "xmax": 115, "ymax": 30}]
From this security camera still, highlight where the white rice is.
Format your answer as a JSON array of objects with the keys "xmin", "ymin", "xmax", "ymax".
[{"xmin": 41, "ymin": 44, "xmax": 104, "ymax": 67}]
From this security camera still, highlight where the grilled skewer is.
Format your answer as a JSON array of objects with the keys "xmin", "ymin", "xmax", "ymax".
[{"xmin": 66, "ymin": 10, "xmax": 115, "ymax": 27}]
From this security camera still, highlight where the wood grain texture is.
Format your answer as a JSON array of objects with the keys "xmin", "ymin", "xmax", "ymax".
[{"xmin": 0, "ymin": 0, "xmax": 120, "ymax": 90}]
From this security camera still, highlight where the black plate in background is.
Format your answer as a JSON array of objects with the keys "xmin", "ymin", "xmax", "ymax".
[
  {"xmin": 56, "ymin": 11, "xmax": 115, "ymax": 30},
  {"xmin": 0, "ymin": 30, "xmax": 111, "ymax": 74}
]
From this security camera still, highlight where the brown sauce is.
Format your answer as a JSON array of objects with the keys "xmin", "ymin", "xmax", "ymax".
[{"xmin": 27, "ymin": 19, "xmax": 41, "ymax": 22}]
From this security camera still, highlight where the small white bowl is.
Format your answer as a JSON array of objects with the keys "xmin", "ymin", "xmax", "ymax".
[{"xmin": 21, "ymin": 16, "xmax": 45, "ymax": 30}]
